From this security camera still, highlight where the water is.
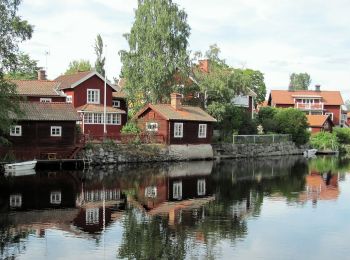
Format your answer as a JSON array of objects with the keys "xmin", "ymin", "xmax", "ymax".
[{"xmin": 1, "ymin": 156, "xmax": 350, "ymax": 260}]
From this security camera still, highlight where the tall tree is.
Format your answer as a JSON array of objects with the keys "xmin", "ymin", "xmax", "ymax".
[
  {"xmin": 289, "ymin": 73, "xmax": 311, "ymax": 91},
  {"xmin": 0, "ymin": 0, "xmax": 33, "ymax": 143},
  {"xmin": 243, "ymin": 69, "xmax": 266, "ymax": 106},
  {"xmin": 5, "ymin": 52, "xmax": 40, "ymax": 80},
  {"xmin": 64, "ymin": 59, "xmax": 92, "ymax": 75},
  {"xmin": 94, "ymin": 34, "xmax": 105, "ymax": 77},
  {"xmin": 119, "ymin": 0, "xmax": 191, "ymax": 110}
]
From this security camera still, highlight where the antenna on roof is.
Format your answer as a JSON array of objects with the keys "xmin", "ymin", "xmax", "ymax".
[{"xmin": 45, "ymin": 50, "xmax": 50, "ymax": 73}]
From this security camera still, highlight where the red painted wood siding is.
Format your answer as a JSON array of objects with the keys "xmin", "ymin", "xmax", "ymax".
[
  {"xmin": 83, "ymin": 124, "xmax": 124, "ymax": 141},
  {"xmin": 26, "ymin": 96, "xmax": 66, "ymax": 102},
  {"xmin": 169, "ymin": 121, "xmax": 213, "ymax": 145},
  {"xmin": 137, "ymin": 107, "xmax": 169, "ymax": 141},
  {"xmin": 324, "ymin": 105, "xmax": 341, "ymax": 125}
]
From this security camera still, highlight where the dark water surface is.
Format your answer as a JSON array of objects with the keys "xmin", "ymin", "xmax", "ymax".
[{"xmin": 1, "ymin": 156, "xmax": 350, "ymax": 260}]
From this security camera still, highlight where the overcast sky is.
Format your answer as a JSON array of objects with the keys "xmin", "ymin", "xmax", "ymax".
[{"xmin": 18, "ymin": 0, "xmax": 350, "ymax": 100}]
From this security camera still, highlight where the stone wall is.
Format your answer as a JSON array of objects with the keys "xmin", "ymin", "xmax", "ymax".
[
  {"xmin": 83, "ymin": 144, "xmax": 214, "ymax": 165},
  {"xmin": 213, "ymin": 141, "xmax": 304, "ymax": 158}
]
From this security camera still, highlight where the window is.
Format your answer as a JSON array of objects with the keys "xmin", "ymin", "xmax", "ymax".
[
  {"xmin": 146, "ymin": 122, "xmax": 158, "ymax": 132},
  {"xmin": 197, "ymin": 179, "xmax": 206, "ymax": 196},
  {"xmin": 84, "ymin": 113, "xmax": 93, "ymax": 124},
  {"xmin": 40, "ymin": 98, "xmax": 52, "ymax": 103},
  {"xmin": 112, "ymin": 114, "xmax": 121, "ymax": 125},
  {"xmin": 87, "ymin": 89, "xmax": 100, "ymax": 104},
  {"xmin": 86, "ymin": 208, "xmax": 99, "ymax": 225},
  {"xmin": 145, "ymin": 186, "xmax": 157, "ymax": 198},
  {"xmin": 173, "ymin": 181, "xmax": 182, "ymax": 200},
  {"xmin": 174, "ymin": 123, "xmax": 183, "ymax": 138},
  {"xmin": 94, "ymin": 113, "xmax": 103, "ymax": 124},
  {"xmin": 325, "ymin": 112, "xmax": 334, "ymax": 121},
  {"xmin": 198, "ymin": 124, "xmax": 207, "ymax": 138},
  {"xmin": 10, "ymin": 125, "xmax": 22, "ymax": 136},
  {"xmin": 51, "ymin": 126, "xmax": 62, "ymax": 137},
  {"xmin": 66, "ymin": 95, "xmax": 72, "ymax": 103},
  {"xmin": 9, "ymin": 194, "xmax": 22, "ymax": 208},
  {"xmin": 50, "ymin": 191, "xmax": 62, "ymax": 204},
  {"xmin": 113, "ymin": 100, "xmax": 120, "ymax": 108}
]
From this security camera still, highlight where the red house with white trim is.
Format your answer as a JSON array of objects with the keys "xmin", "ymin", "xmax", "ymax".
[{"xmin": 55, "ymin": 71, "xmax": 127, "ymax": 141}]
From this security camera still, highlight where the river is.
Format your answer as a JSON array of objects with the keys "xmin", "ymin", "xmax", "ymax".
[{"xmin": 0, "ymin": 156, "xmax": 349, "ymax": 260}]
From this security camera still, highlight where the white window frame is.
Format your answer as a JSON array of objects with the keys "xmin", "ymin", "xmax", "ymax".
[
  {"xmin": 112, "ymin": 100, "xmax": 120, "ymax": 108},
  {"xmin": 146, "ymin": 122, "xmax": 158, "ymax": 132},
  {"xmin": 9, "ymin": 194, "xmax": 22, "ymax": 208},
  {"xmin": 87, "ymin": 89, "xmax": 100, "ymax": 104},
  {"xmin": 86, "ymin": 208, "xmax": 99, "ymax": 225},
  {"xmin": 173, "ymin": 181, "xmax": 182, "ymax": 200},
  {"xmin": 66, "ymin": 95, "xmax": 72, "ymax": 103},
  {"xmin": 197, "ymin": 179, "xmax": 206, "ymax": 196},
  {"xmin": 50, "ymin": 191, "xmax": 62, "ymax": 205},
  {"xmin": 325, "ymin": 112, "xmax": 334, "ymax": 121},
  {"xmin": 145, "ymin": 186, "xmax": 157, "ymax": 198},
  {"xmin": 174, "ymin": 122, "xmax": 183, "ymax": 138},
  {"xmin": 10, "ymin": 125, "xmax": 22, "ymax": 136},
  {"xmin": 198, "ymin": 124, "xmax": 207, "ymax": 138},
  {"xmin": 40, "ymin": 98, "xmax": 52, "ymax": 103},
  {"xmin": 51, "ymin": 126, "xmax": 62, "ymax": 137}
]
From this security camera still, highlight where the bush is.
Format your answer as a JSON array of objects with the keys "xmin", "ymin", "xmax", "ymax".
[
  {"xmin": 310, "ymin": 132, "xmax": 339, "ymax": 151},
  {"xmin": 333, "ymin": 127, "xmax": 350, "ymax": 144},
  {"xmin": 121, "ymin": 122, "xmax": 141, "ymax": 134}
]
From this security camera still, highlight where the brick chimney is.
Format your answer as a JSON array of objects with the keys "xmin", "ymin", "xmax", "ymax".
[
  {"xmin": 198, "ymin": 59, "xmax": 210, "ymax": 73},
  {"xmin": 171, "ymin": 93, "xmax": 182, "ymax": 110},
  {"xmin": 315, "ymin": 84, "xmax": 321, "ymax": 91},
  {"xmin": 37, "ymin": 69, "xmax": 47, "ymax": 80}
]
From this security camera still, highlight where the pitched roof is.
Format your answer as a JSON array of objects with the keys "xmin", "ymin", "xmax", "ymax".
[
  {"xmin": 112, "ymin": 91, "xmax": 126, "ymax": 98},
  {"xmin": 76, "ymin": 104, "xmax": 126, "ymax": 114},
  {"xmin": 306, "ymin": 115, "xmax": 333, "ymax": 127},
  {"xmin": 11, "ymin": 102, "xmax": 81, "ymax": 121},
  {"xmin": 270, "ymin": 90, "xmax": 344, "ymax": 105},
  {"xmin": 55, "ymin": 71, "xmax": 116, "ymax": 90},
  {"xmin": 135, "ymin": 104, "xmax": 216, "ymax": 122},
  {"xmin": 11, "ymin": 80, "xmax": 63, "ymax": 97}
]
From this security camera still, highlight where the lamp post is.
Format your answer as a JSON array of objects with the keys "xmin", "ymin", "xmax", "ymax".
[{"xmin": 103, "ymin": 44, "xmax": 107, "ymax": 138}]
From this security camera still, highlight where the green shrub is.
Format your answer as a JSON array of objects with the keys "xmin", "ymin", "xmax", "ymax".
[
  {"xmin": 333, "ymin": 127, "xmax": 350, "ymax": 144},
  {"xmin": 121, "ymin": 122, "xmax": 141, "ymax": 134},
  {"xmin": 310, "ymin": 132, "xmax": 339, "ymax": 151}
]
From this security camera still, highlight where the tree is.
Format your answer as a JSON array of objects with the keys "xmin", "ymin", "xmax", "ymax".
[
  {"xmin": 289, "ymin": 73, "xmax": 311, "ymax": 91},
  {"xmin": 94, "ymin": 34, "xmax": 105, "ymax": 77},
  {"xmin": 64, "ymin": 59, "xmax": 92, "ymax": 75},
  {"xmin": 243, "ymin": 69, "xmax": 266, "ymax": 106},
  {"xmin": 5, "ymin": 52, "xmax": 40, "ymax": 80},
  {"xmin": 119, "ymin": 0, "xmax": 191, "ymax": 109},
  {"xmin": 0, "ymin": 0, "xmax": 33, "ymax": 143}
]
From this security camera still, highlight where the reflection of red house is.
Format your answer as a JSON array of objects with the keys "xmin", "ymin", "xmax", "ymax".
[
  {"xmin": 55, "ymin": 71, "xmax": 127, "ymax": 141},
  {"xmin": 133, "ymin": 93, "xmax": 216, "ymax": 144},
  {"xmin": 306, "ymin": 115, "xmax": 334, "ymax": 134}
]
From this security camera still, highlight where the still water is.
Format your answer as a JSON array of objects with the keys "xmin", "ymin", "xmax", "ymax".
[{"xmin": 1, "ymin": 156, "xmax": 350, "ymax": 260}]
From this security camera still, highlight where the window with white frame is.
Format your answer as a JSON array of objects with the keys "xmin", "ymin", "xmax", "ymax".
[
  {"xmin": 174, "ymin": 123, "xmax": 183, "ymax": 138},
  {"xmin": 146, "ymin": 122, "xmax": 158, "ymax": 132},
  {"xmin": 325, "ymin": 112, "xmax": 334, "ymax": 121},
  {"xmin": 51, "ymin": 126, "xmax": 62, "ymax": 137},
  {"xmin": 112, "ymin": 100, "xmax": 120, "ymax": 108},
  {"xmin": 173, "ymin": 181, "xmax": 182, "ymax": 200},
  {"xmin": 198, "ymin": 124, "xmax": 207, "ymax": 138},
  {"xmin": 10, "ymin": 125, "xmax": 22, "ymax": 136},
  {"xmin": 197, "ymin": 179, "xmax": 206, "ymax": 196},
  {"xmin": 9, "ymin": 194, "xmax": 22, "ymax": 208},
  {"xmin": 145, "ymin": 186, "xmax": 157, "ymax": 198},
  {"xmin": 113, "ymin": 114, "xmax": 121, "ymax": 125},
  {"xmin": 86, "ymin": 208, "xmax": 99, "ymax": 225},
  {"xmin": 84, "ymin": 113, "xmax": 93, "ymax": 124},
  {"xmin": 94, "ymin": 113, "xmax": 103, "ymax": 124},
  {"xmin": 66, "ymin": 95, "xmax": 72, "ymax": 103},
  {"xmin": 40, "ymin": 98, "xmax": 52, "ymax": 103},
  {"xmin": 87, "ymin": 89, "xmax": 100, "ymax": 104},
  {"xmin": 50, "ymin": 191, "xmax": 62, "ymax": 204}
]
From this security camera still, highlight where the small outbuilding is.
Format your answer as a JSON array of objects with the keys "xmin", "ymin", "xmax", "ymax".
[{"xmin": 306, "ymin": 114, "xmax": 334, "ymax": 134}]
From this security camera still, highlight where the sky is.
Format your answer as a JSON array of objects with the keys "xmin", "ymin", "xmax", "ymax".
[{"xmin": 18, "ymin": 0, "xmax": 350, "ymax": 100}]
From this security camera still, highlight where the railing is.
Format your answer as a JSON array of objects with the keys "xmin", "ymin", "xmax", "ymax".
[
  {"xmin": 295, "ymin": 102, "xmax": 324, "ymax": 110},
  {"xmin": 233, "ymin": 134, "xmax": 291, "ymax": 144},
  {"xmin": 121, "ymin": 133, "xmax": 165, "ymax": 144}
]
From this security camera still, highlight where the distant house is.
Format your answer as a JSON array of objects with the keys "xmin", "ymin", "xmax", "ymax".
[
  {"xmin": 55, "ymin": 71, "xmax": 127, "ymax": 141},
  {"xmin": 133, "ymin": 93, "xmax": 217, "ymax": 145},
  {"xmin": 306, "ymin": 115, "xmax": 334, "ymax": 133},
  {"xmin": 267, "ymin": 85, "xmax": 347, "ymax": 132},
  {"xmin": 0, "ymin": 102, "xmax": 81, "ymax": 160}
]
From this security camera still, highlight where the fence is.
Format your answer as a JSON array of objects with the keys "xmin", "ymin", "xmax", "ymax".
[{"xmin": 233, "ymin": 134, "xmax": 291, "ymax": 144}]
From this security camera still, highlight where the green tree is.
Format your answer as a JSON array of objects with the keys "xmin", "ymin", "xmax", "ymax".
[
  {"xmin": 243, "ymin": 69, "xmax": 266, "ymax": 106},
  {"xmin": 5, "ymin": 52, "xmax": 40, "ymax": 80},
  {"xmin": 257, "ymin": 106, "xmax": 278, "ymax": 133},
  {"xmin": 119, "ymin": 0, "xmax": 191, "ymax": 108},
  {"xmin": 64, "ymin": 59, "xmax": 92, "ymax": 75},
  {"xmin": 94, "ymin": 34, "xmax": 105, "ymax": 77},
  {"xmin": 0, "ymin": 0, "xmax": 33, "ymax": 143},
  {"xmin": 289, "ymin": 73, "xmax": 311, "ymax": 91}
]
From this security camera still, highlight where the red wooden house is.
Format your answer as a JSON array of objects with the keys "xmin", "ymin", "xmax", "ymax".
[
  {"xmin": 0, "ymin": 102, "xmax": 81, "ymax": 160},
  {"xmin": 55, "ymin": 71, "xmax": 127, "ymax": 141},
  {"xmin": 306, "ymin": 115, "xmax": 334, "ymax": 134},
  {"xmin": 133, "ymin": 93, "xmax": 216, "ymax": 144}
]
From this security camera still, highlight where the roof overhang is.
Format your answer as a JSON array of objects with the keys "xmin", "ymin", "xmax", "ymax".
[{"xmin": 70, "ymin": 71, "xmax": 117, "ymax": 91}]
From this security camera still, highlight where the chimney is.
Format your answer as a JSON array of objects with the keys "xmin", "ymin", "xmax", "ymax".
[
  {"xmin": 171, "ymin": 93, "xmax": 182, "ymax": 110},
  {"xmin": 37, "ymin": 69, "xmax": 47, "ymax": 80},
  {"xmin": 315, "ymin": 84, "xmax": 321, "ymax": 92},
  {"xmin": 198, "ymin": 59, "xmax": 210, "ymax": 73}
]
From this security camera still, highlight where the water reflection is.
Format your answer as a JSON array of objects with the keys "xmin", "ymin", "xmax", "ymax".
[{"xmin": 1, "ymin": 156, "xmax": 350, "ymax": 259}]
